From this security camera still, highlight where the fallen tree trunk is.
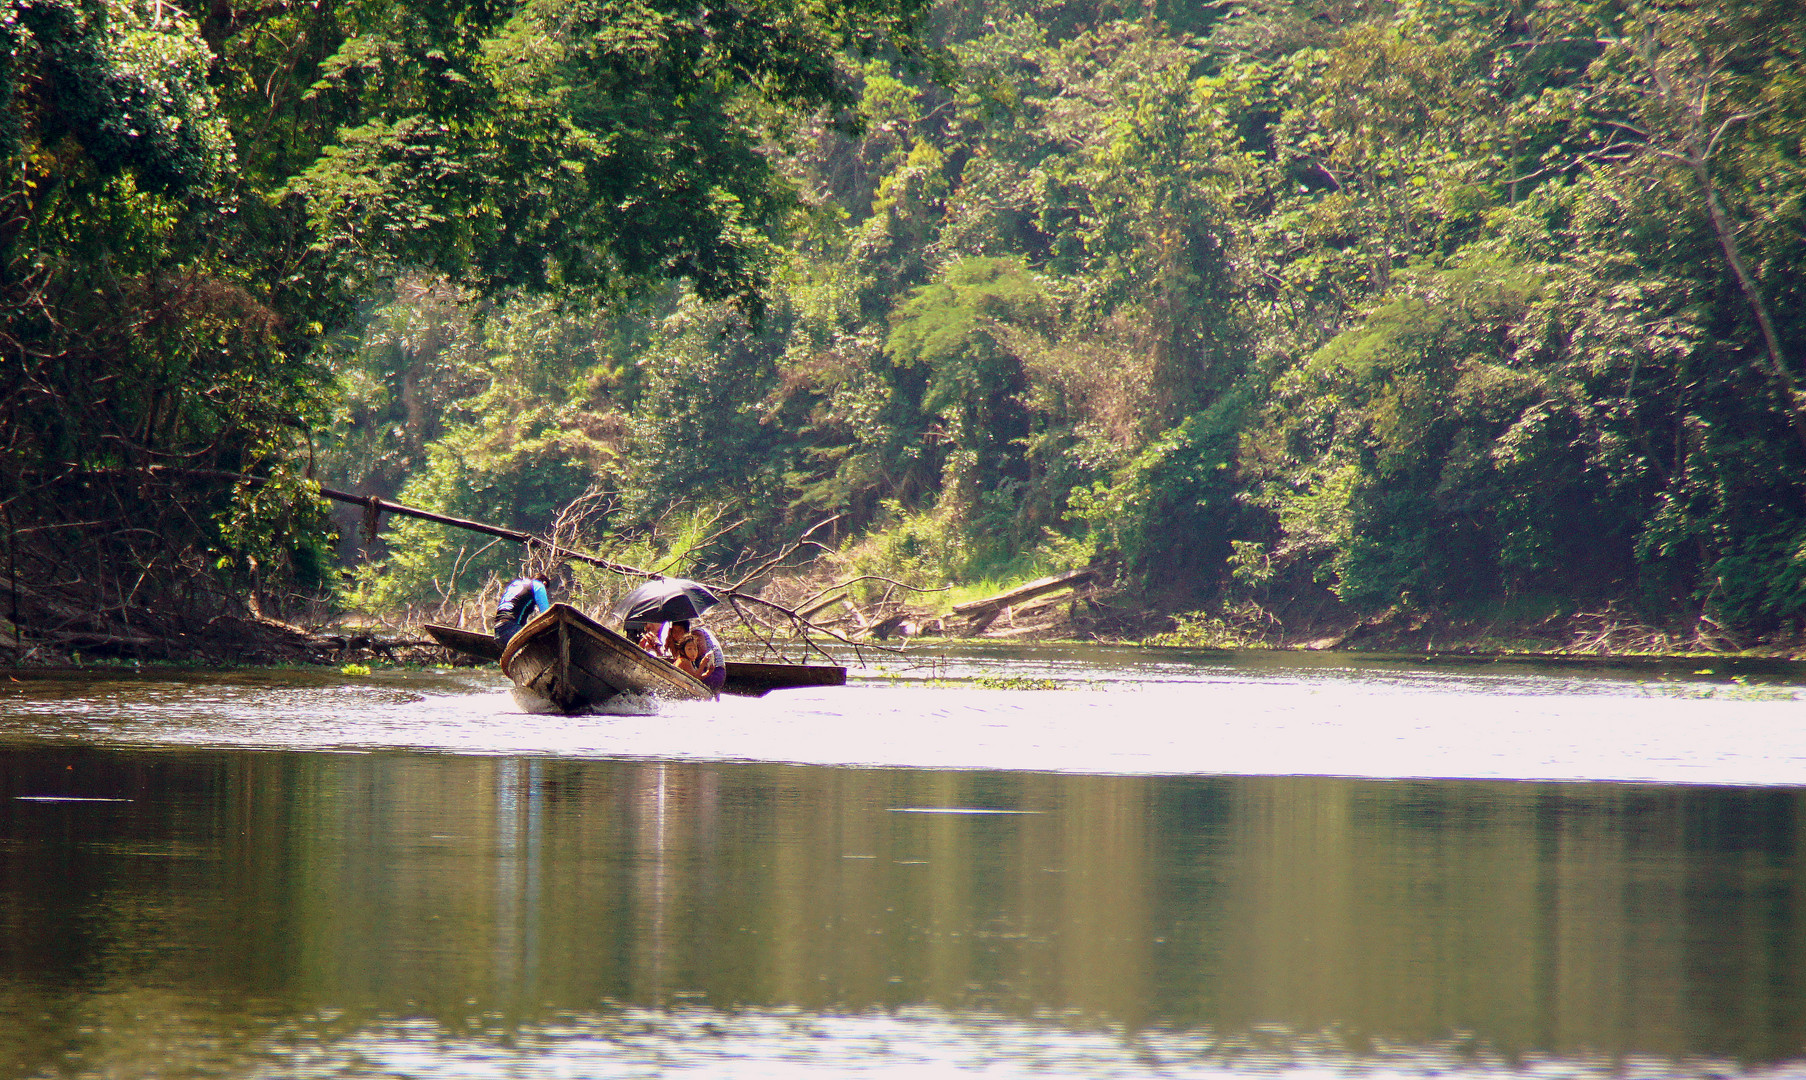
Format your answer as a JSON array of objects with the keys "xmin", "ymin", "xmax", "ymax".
[
  {"xmin": 951, "ymin": 568, "xmax": 1098, "ymax": 620},
  {"xmin": 797, "ymin": 592, "xmax": 847, "ymax": 620}
]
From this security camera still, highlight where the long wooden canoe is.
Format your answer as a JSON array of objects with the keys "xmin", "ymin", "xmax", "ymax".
[
  {"xmin": 499, "ymin": 604, "xmax": 713, "ymax": 712},
  {"xmin": 423, "ymin": 622, "xmax": 502, "ymax": 661},
  {"xmin": 424, "ymin": 618, "xmax": 848, "ymax": 698},
  {"xmin": 720, "ymin": 660, "xmax": 847, "ymax": 697}
]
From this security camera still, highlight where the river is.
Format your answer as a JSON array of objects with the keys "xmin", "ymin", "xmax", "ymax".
[{"xmin": 2, "ymin": 645, "xmax": 1805, "ymax": 1078}]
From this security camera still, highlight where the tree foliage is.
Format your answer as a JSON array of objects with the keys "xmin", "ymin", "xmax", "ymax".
[
  {"xmin": 1, "ymin": 0, "xmax": 334, "ymax": 646},
  {"xmin": 345, "ymin": 0, "xmax": 1806, "ymax": 645},
  {"xmin": 281, "ymin": 0, "xmax": 935, "ymax": 311},
  {"xmin": 0, "ymin": 0, "xmax": 931, "ymax": 651},
  {"xmin": 15, "ymin": 0, "xmax": 1806, "ymax": 650}
]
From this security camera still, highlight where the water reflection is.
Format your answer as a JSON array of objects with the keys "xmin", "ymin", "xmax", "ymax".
[{"xmin": 2, "ymin": 747, "xmax": 1804, "ymax": 1077}]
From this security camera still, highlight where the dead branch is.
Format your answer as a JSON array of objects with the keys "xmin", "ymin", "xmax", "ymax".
[
  {"xmin": 724, "ymin": 515, "xmax": 840, "ymax": 592},
  {"xmin": 90, "ymin": 466, "xmax": 950, "ymax": 664}
]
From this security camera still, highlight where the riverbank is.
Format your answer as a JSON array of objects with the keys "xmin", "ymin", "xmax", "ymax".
[
  {"xmin": 1146, "ymin": 603, "xmax": 1806, "ymax": 660},
  {"xmin": 875, "ymin": 580, "xmax": 1806, "ymax": 662},
  {"xmin": 8, "ymin": 587, "xmax": 1806, "ymax": 669}
]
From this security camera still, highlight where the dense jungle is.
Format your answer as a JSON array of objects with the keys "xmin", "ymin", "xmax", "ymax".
[{"xmin": 4, "ymin": 0, "xmax": 1806, "ymax": 660}]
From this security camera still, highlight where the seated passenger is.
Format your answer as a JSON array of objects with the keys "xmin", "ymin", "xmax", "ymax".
[
  {"xmin": 635, "ymin": 621, "xmax": 666, "ymax": 657},
  {"xmin": 665, "ymin": 620, "xmax": 726, "ymax": 692},
  {"xmin": 492, "ymin": 575, "xmax": 550, "ymax": 649}
]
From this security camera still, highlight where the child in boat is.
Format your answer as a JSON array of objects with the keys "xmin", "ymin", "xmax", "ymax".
[{"xmin": 667, "ymin": 620, "xmax": 727, "ymax": 692}]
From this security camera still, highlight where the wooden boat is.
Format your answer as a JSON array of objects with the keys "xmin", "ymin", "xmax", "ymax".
[
  {"xmin": 423, "ymin": 611, "xmax": 849, "ymax": 701},
  {"xmin": 423, "ymin": 622, "xmax": 502, "ymax": 661},
  {"xmin": 718, "ymin": 660, "xmax": 847, "ymax": 697},
  {"xmin": 500, "ymin": 604, "xmax": 714, "ymax": 712}
]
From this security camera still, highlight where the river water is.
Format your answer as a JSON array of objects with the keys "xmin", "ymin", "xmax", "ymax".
[{"xmin": 2, "ymin": 645, "xmax": 1806, "ymax": 1079}]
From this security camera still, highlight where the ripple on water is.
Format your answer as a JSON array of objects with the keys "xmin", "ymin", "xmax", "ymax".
[{"xmin": 242, "ymin": 1008, "xmax": 1806, "ymax": 1080}]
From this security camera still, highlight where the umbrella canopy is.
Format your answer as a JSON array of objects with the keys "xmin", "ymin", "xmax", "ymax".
[{"xmin": 613, "ymin": 577, "xmax": 720, "ymax": 629}]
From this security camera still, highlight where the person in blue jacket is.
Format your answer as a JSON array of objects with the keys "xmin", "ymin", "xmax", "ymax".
[{"xmin": 493, "ymin": 575, "xmax": 550, "ymax": 648}]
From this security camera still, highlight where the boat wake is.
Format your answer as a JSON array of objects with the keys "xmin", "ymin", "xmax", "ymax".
[
  {"xmin": 508, "ymin": 687, "xmax": 562, "ymax": 714},
  {"xmin": 508, "ymin": 686, "xmax": 662, "ymax": 716},
  {"xmin": 587, "ymin": 691, "xmax": 662, "ymax": 716}
]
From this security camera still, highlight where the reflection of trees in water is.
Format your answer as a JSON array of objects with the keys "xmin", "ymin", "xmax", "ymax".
[
  {"xmin": 627, "ymin": 762, "xmax": 721, "ymax": 1007},
  {"xmin": 3, "ymin": 753, "xmax": 1806, "ymax": 1066}
]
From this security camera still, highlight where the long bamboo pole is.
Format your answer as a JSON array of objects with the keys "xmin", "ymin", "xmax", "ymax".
[
  {"xmin": 314, "ymin": 484, "xmax": 534, "ymax": 544},
  {"xmin": 154, "ymin": 468, "xmax": 649, "ymax": 576},
  {"xmin": 310, "ymin": 482, "xmax": 648, "ymax": 576}
]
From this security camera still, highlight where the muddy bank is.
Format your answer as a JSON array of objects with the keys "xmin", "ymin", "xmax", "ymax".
[
  {"xmin": 858, "ymin": 578, "xmax": 1806, "ymax": 663},
  {"xmin": 10, "ymin": 575, "xmax": 1806, "ymax": 670},
  {"xmin": 949, "ymin": 597, "xmax": 1806, "ymax": 663},
  {"xmin": 0, "ymin": 614, "xmax": 469, "ymax": 669}
]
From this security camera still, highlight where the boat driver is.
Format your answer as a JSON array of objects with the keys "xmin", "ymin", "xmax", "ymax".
[{"xmin": 493, "ymin": 574, "xmax": 550, "ymax": 648}]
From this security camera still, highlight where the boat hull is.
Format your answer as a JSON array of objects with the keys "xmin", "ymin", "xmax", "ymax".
[
  {"xmin": 720, "ymin": 660, "xmax": 848, "ymax": 697},
  {"xmin": 499, "ymin": 604, "xmax": 714, "ymax": 712},
  {"xmin": 423, "ymin": 622, "xmax": 502, "ymax": 661}
]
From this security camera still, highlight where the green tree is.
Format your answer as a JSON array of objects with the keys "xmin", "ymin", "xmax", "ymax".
[
  {"xmin": 2, "ymin": 0, "xmax": 334, "ymax": 643},
  {"xmin": 283, "ymin": 0, "xmax": 935, "ymax": 313},
  {"xmin": 1243, "ymin": 259, "xmax": 1615, "ymax": 608},
  {"xmin": 626, "ymin": 293, "xmax": 795, "ymax": 537},
  {"xmin": 883, "ymin": 257, "xmax": 1053, "ymax": 543}
]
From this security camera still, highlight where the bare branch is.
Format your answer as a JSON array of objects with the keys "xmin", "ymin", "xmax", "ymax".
[
  {"xmin": 725, "ymin": 589, "xmax": 906, "ymax": 662},
  {"xmin": 724, "ymin": 514, "xmax": 840, "ymax": 592},
  {"xmin": 1705, "ymin": 109, "xmax": 1764, "ymax": 162}
]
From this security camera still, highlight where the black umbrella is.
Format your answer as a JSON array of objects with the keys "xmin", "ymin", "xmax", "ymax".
[{"xmin": 613, "ymin": 577, "xmax": 720, "ymax": 629}]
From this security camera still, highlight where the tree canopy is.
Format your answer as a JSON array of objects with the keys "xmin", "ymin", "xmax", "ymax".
[
  {"xmin": 0, "ymin": 0, "xmax": 930, "ymax": 651},
  {"xmin": 9, "ymin": 0, "xmax": 1806, "ymax": 652}
]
